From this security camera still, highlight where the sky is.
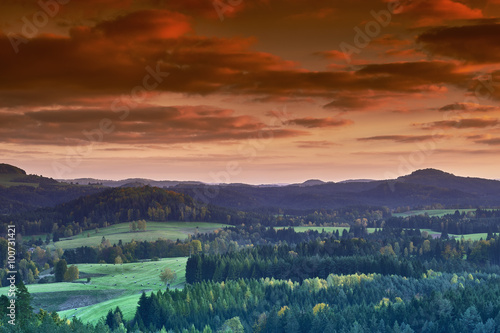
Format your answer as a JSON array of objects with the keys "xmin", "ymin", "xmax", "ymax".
[{"xmin": 1, "ymin": 0, "xmax": 500, "ymax": 183}]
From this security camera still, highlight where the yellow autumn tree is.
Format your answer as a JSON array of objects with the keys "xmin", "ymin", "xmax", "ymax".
[
  {"xmin": 277, "ymin": 306, "xmax": 289, "ymax": 317},
  {"xmin": 313, "ymin": 303, "xmax": 328, "ymax": 315}
]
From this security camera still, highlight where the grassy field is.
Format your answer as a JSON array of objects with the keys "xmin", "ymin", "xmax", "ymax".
[
  {"xmin": 450, "ymin": 233, "xmax": 489, "ymax": 241},
  {"xmin": 392, "ymin": 209, "xmax": 477, "ymax": 218},
  {"xmin": 417, "ymin": 229, "xmax": 488, "ymax": 240},
  {"xmin": 59, "ymin": 293, "xmax": 145, "ymax": 324},
  {"xmin": 279, "ymin": 226, "xmax": 488, "ymax": 241},
  {"xmin": 53, "ymin": 221, "xmax": 228, "ymax": 249},
  {"xmin": 0, "ymin": 257, "xmax": 188, "ymax": 324},
  {"xmin": 277, "ymin": 226, "xmax": 378, "ymax": 234}
]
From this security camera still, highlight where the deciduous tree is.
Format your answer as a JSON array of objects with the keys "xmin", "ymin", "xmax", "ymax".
[{"xmin": 159, "ymin": 267, "xmax": 177, "ymax": 288}]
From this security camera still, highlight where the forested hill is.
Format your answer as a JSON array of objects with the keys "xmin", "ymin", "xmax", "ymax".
[
  {"xmin": 397, "ymin": 169, "xmax": 500, "ymax": 196},
  {"xmin": 3, "ymin": 164, "xmax": 500, "ymax": 217},
  {"xmin": 53, "ymin": 186, "xmax": 231, "ymax": 224},
  {"xmin": 0, "ymin": 164, "xmax": 104, "ymax": 214},
  {"xmin": 0, "ymin": 163, "xmax": 26, "ymax": 174},
  {"xmin": 172, "ymin": 169, "xmax": 500, "ymax": 210}
]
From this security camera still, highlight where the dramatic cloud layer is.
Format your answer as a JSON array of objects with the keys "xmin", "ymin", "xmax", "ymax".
[
  {"xmin": 0, "ymin": 106, "xmax": 307, "ymax": 145},
  {"xmin": 1, "ymin": 0, "xmax": 500, "ymax": 181}
]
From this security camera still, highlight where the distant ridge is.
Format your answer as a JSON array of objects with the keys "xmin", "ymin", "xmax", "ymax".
[
  {"xmin": 59, "ymin": 178, "xmax": 204, "ymax": 188},
  {"xmin": 0, "ymin": 163, "xmax": 26, "ymax": 175},
  {"xmin": 397, "ymin": 168, "xmax": 500, "ymax": 196},
  {"xmin": 400, "ymin": 168, "xmax": 453, "ymax": 178},
  {"xmin": 339, "ymin": 179, "xmax": 375, "ymax": 184},
  {"xmin": 0, "ymin": 163, "xmax": 103, "ymax": 214},
  {"xmin": 173, "ymin": 168, "xmax": 500, "ymax": 210},
  {"xmin": 3, "ymin": 163, "xmax": 500, "ymax": 212},
  {"xmin": 299, "ymin": 179, "xmax": 326, "ymax": 187}
]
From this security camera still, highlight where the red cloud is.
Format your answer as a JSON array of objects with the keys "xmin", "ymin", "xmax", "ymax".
[
  {"xmin": 0, "ymin": 106, "xmax": 307, "ymax": 145},
  {"xmin": 287, "ymin": 117, "xmax": 353, "ymax": 128},
  {"xmin": 438, "ymin": 103, "xmax": 500, "ymax": 112},
  {"xmin": 475, "ymin": 137, "xmax": 500, "ymax": 145},
  {"xmin": 0, "ymin": 6, "xmax": 474, "ymax": 113},
  {"xmin": 418, "ymin": 24, "xmax": 500, "ymax": 63},
  {"xmin": 396, "ymin": 0, "xmax": 483, "ymax": 26},
  {"xmin": 420, "ymin": 118, "xmax": 500, "ymax": 129},
  {"xmin": 95, "ymin": 10, "xmax": 192, "ymax": 41},
  {"xmin": 358, "ymin": 135, "xmax": 448, "ymax": 143},
  {"xmin": 313, "ymin": 50, "xmax": 346, "ymax": 61}
]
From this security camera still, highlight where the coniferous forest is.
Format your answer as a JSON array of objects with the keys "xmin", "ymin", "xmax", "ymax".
[{"xmin": 3, "ymin": 205, "xmax": 500, "ymax": 332}]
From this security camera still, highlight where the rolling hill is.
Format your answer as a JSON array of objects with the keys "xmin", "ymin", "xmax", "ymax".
[
  {"xmin": 171, "ymin": 169, "xmax": 500, "ymax": 210},
  {"xmin": 0, "ymin": 164, "xmax": 104, "ymax": 214},
  {"xmin": 2, "ymin": 164, "xmax": 500, "ymax": 216}
]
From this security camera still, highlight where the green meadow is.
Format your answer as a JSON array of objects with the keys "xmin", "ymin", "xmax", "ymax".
[
  {"xmin": 392, "ymin": 209, "xmax": 478, "ymax": 218},
  {"xmin": 0, "ymin": 258, "xmax": 188, "ymax": 324},
  {"xmin": 13, "ymin": 221, "xmax": 228, "ymax": 323},
  {"xmin": 450, "ymin": 233, "xmax": 489, "ymax": 241},
  {"xmin": 279, "ymin": 226, "xmax": 488, "ymax": 241},
  {"xmin": 53, "ymin": 221, "xmax": 228, "ymax": 249}
]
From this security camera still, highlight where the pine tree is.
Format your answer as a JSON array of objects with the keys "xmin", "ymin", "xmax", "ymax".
[
  {"xmin": 55, "ymin": 259, "xmax": 67, "ymax": 282},
  {"xmin": 15, "ymin": 280, "xmax": 33, "ymax": 326},
  {"xmin": 106, "ymin": 309, "xmax": 115, "ymax": 329},
  {"xmin": 284, "ymin": 309, "xmax": 300, "ymax": 333}
]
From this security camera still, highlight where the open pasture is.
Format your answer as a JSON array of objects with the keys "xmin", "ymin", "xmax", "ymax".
[
  {"xmin": 53, "ymin": 221, "xmax": 228, "ymax": 249},
  {"xmin": 0, "ymin": 257, "xmax": 187, "ymax": 324}
]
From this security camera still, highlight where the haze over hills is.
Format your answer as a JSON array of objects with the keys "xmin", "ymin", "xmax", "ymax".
[
  {"xmin": 171, "ymin": 168, "xmax": 500, "ymax": 210},
  {"xmin": 58, "ymin": 178, "xmax": 204, "ymax": 188},
  {"xmin": 2, "ymin": 164, "xmax": 500, "ymax": 212},
  {"xmin": 0, "ymin": 164, "xmax": 103, "ymax": 214}
]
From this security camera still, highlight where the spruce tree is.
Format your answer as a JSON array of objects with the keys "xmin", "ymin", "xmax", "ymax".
[{"xmin": 55, "ymin": 259, "xmax": 67, "ymax": 282}]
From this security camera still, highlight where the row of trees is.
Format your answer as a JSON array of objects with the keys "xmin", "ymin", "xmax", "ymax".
[
  {"xmin": 129, "ymin": 220, "xmax": 147, "ymax": 232},
  {"xmin": 62, "ymin": 239, "xmax": 203, "ymax": 265},
  {"xmin": 54, "ymin": 259, "xmax": 79, "ymax": 282},
  {"xmin": 185, "ymin": 251, "xmax": 425, "ymax": 284},
  {"xmin": 384, "ymin": 209, "xmax": 500, "ymax": 234}
]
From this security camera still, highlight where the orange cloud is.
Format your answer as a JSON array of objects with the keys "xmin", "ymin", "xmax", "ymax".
[
  {"xmin": 295, "ymin": 141, "xmax": 338, "ymax": 148},
  {"xmin": 95, "ymin": 10, "xmax": 192, "ymax": 41},
  {"xmin": 418, "ymin": 23, "xmax": 500, "ymax": 63},
  {"xmin": 313, "ymin": 50, "xmax": 346, "ymax": 61},
  {"xmin": 0, "ymin": 7, "xmax": 471, "ymax": 111},
  {"xmin": 475, "ymin": 137, "xmax": 500, "ymax": 145},
  {"xmin": 438, "ymin": 103, "xmax": 500, "ymax": 112},
  {"xmin": 358, "ymin": 135, "xmax": 448, "ymax": 143},
  {"xmin": 396, "ymin": 0, "xmax": 483, "ymax": 26},
  {"xmin": 420, "ymin": 118, "xmax": 500, "ymax": 129},
  {"xmin": 0, "ymin": 106, "xmax": 307, "ymax": 145},
  {"xmin": 286, "ymin": 117, "xmax": 353, "ymax": 128}
]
